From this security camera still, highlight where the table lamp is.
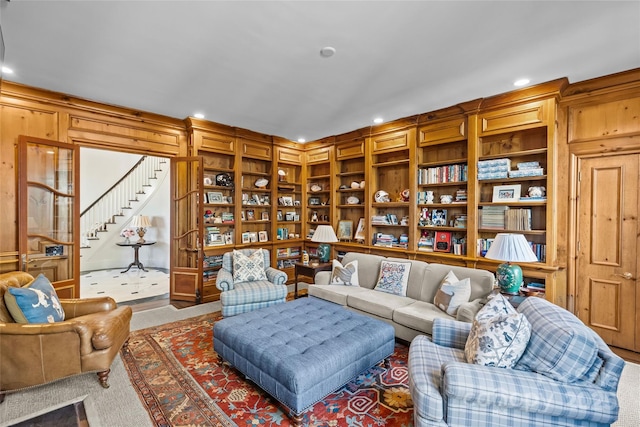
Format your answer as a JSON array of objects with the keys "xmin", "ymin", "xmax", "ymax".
[
  {"xmin": 311, "ymin": 225, "xmax": 338, "ymax": 263},
  {"xmin": 130, "ymin": 215, "xmax": 152, "ymax": 243},
  {"xmin": 484, "ymin": 233, "xmax": 538, "ymax": 294}
]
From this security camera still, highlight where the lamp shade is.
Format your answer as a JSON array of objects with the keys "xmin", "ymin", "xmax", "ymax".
[
  {"xmin": 311, "ymin": 225, "xmax": 338, "ymax": 263},
  {"xmin": 130, "ymin": 215, "xmax": 152, "ymax": 229},
  {"xmin": 310, "ymin": 225, "xmax": 338, "ymax": 244},
  {"xmin": 484, "ymin": 233, "xmax": 538, "ymax": 263},
  {"xmin": 484, "ymin": 233, "xmax": 537, "ymax": 294}
]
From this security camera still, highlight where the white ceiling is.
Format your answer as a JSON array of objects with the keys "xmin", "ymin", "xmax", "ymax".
[{"xmin": 1, "ymin": 1, "xmax": 639, "ymax": 142}]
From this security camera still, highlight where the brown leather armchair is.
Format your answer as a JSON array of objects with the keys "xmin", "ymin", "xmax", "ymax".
[{"xmin": 0, "ymin": 271, "xmax": 132, "ymax": 402}]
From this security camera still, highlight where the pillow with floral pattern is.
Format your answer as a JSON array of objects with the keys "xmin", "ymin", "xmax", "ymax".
[{"xmin": 373, "ymin": 260, "xmax": 412, "ymax": 296}]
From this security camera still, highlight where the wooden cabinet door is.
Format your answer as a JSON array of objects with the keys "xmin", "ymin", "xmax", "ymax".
[
  {"xmin": 576, "ymin": 154, "xmax": 639, "ymax": 351},
  {"xmin": 18, "ymin": 136, "xmax": 80, "ymax": 298}
]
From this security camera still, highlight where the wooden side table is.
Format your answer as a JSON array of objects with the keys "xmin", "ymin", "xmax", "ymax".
[
  {"xmin": 294, "ymin": 262, "xmax": 332, "ymax": 299},
  {"xmin": 116, "ymin": 241, "xmax": 156, "ymax": 273}
]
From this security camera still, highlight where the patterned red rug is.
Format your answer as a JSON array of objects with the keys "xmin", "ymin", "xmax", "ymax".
[{"xmin": 121, "ymin": 312, "xmax": 414, "ymax": 426}]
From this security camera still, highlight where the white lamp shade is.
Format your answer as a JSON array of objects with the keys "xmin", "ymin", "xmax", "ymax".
[
  {"xmin": 131, "ymin": 215, "xmax": 152, "ymax": 228},
  {"xmin": 311, "ymin": 225, "xmax": 338, "ymax": 243},
  {"xmin": 484, "ymin": 233, "xmax": 538, "ymax": 263}
]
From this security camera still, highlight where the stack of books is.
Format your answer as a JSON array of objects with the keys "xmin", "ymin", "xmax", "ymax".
[
  {"xmin": 505, "ymin": 208, "xmax": 532, "ymax": 231},
  {"xmin": 480, "ymin": 206, "xmax": 509, "ymax": 229}
]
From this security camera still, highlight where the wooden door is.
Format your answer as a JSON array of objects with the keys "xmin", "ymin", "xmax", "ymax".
[
  {"xmin": 18, "ymin": 136, "xmax": 80, "ymax": 298},
  {"xmin": 170, "ymin": 156, "xmax": 203, "ymax": 302},
  {"xmin": 576, "ymin": 154, "xmax": 639, "ymax": 351}
]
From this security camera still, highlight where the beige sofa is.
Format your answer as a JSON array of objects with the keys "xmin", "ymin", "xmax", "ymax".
[{"xmin": 309, "ymin": 252, "xmax": 495, "ymax": 341}]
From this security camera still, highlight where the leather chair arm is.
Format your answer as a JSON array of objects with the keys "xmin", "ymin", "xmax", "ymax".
[
  {"xmin": 71, "ymin": 306, "xmax": 132, "ymax": 353},
  {"xmin": 0, "ymin": 320, "xmax": 79, "ymax": 335},
  {"xmin": 61, "ymin": 297, "xmax": 118, "ymax": 318}
]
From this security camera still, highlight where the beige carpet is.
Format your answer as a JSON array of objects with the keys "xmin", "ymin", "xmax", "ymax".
[{"xmin": 1, "ymin": 300, "xmax": 638, "ymax": 427}]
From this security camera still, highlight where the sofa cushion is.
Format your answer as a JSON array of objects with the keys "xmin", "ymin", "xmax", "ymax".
[
  {"xmin": 433, "ymin": 271, "xmax": 471, "ymax": 316},
  {"xmin": 386, "ymin": 258, "xmax": 429, "ymax": 300},
  {"xmin": 420, "ymin": 263, "xmax": 495, "ymax": 303},
  {"xmin": 393, "ymin": 301, "xmax": 453, "ymax": 336},
  {"xmin": 308, "ymin": 284, "xmax": 367, "ymax": 306},
  {"xmin": 339, "ymin": 252, "xmax": 385, "ymax": 290},
  {"xmin": 232, "ymin": 249, "xmax": 267, "ymax": 283},
  {"xmin": 329, "ymin": 259, "xmax": 359, "ymax": 286},
  {"xmin": 4, "ymin": 274, "xmax": 65, "ymax": 323},
  {"xmin": 347, "ymin": 289, "xmax": 414, "ymax": 320},
  {"xmin": 464, "ymin": 295, "xmax": 531, "ymax": 369},
  {"xmin": 515, "ymin": 297, "xmax": 599, "ymax": 383},
  {"xmin": 373, "ymin": 260, "xmax": 412, "ymax": 296}
]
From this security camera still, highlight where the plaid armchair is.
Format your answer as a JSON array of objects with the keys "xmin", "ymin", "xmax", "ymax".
[
  {"xmin": 409, "ymin": 297, "xmax": 624, "ymax": 427},
  {"xmin": 216, "ymin": 248, "xmax": 287, "ymax": 317}
]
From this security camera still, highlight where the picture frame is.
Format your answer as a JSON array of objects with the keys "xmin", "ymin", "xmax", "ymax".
[
  {"xmin": 241, "ymin": 211, "xmax": 245, "ymax": 221},
  {"xmin": 431, "ymin": 209, "xmax": 447, "ymax": 226},
  {"xmin": 282, "ymin": 196, "xmax": 293, "ymax": 206},
  {"xmin": 308, "ymin": 197, "xmax": 321, "ymax": 206},
  {"xmin": 258, "ymin": 230, "xmax": 268, "ymax": 242},
  {"xmin": 249, "ymin": 232, "xmax": 258, "ymax": 243},
  {"xmin": 246, "ymin": 209, "xmax": 255, "ymax": 220},
  {"xmin": 492, "ymin": 184, "xmax": 521, "ymax": 202},
  {"xmin": 241, "ymin": 232, "xmax": 251, "ymax": 244},
  {"xmin": 337, "ymin": 220, "xmax": 353, "ymax": 240},
  {"xmin": 261, "ymin": 211, "xmax": 269, "ymax": 221},
  {"xmin": 277, "ymin": 210, "xmax": 283, "ymax": 221},
  {"xmin": 354, "ymin": 218, "xmax": 365, "ymax": 241},
  {"xmin": 207, "ymin": 191, "xmax": 224, "ymax": 204}
]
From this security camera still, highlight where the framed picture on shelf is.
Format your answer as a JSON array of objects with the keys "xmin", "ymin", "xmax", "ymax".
[
  {"xmin": 207, "ymin": 191, "xmax": 224, "ymax": 204},
  {"xmin": 241, "ymin": 211, "xmax": 245, "ymax": 220},
  {"xmin": 354, "ymin": 218, "xmax": 365, "ymax": 241},
  {"xmin": 277, "ymin": 210, "xmax": 283, "ymax": 221},
  {"xmin": 258, "ymin": 230, "xmax": 268, "ymax": 242},
  {"xmin": 261, "ymin": 211, "xmax": 269, "ymax": 221},
  {"xmin": 241, "ymin": 232, "xmax": 251, "ymax": 244},
  {"xmin": 249, "ymin": 232, "xmax": 258, "ymax": 243},
  {"xmin": 246, "ymin": 210, "xmax": 255, "ymax": 220},
  {"xmin": 492, "ymin": 184, "xmax": 521, "ymax": 202},
  {"xmin": 224, "ymin": 232, "xmax": 234, "ymax": 245},
  {"xmin": 337, "ymin": 220, "xmax": 353, "ymax": 240},
  {"xmin": 431, "ymin": 209, "xmax": 447, "ymax": 226},
  {"xmin": 308, "ymin": 197, "xmax": 321, "ymax": 206},
  {"xmin": 387, "ymin": 214, "xmax": 398, "ymax": 225}
]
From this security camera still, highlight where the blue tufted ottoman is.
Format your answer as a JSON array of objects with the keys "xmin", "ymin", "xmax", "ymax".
[{"xmin": 213, "ymin": 297, "xmax": 395, "ymax": 425}]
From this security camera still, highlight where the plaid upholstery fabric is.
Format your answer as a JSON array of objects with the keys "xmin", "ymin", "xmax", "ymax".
[
  {"xmin": 431, "ymin": 318, "xmax": 471, "ymax": 350},
  {"xmin": 409, "ymin": 335, "xmax": 465, "ymax": 423},
  {"xmin": 409, "ymin": 299, "xmax": 624, "ymax": 427},
  {"xmin": 217, "ymin": 249, "xmax": 287, "ymax": 316},
  {"xmin": 515, "ymin": 297, "xmax": 598, "ymax": 383}
]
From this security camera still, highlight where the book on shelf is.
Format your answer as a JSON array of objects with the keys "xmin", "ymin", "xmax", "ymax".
[
  {"xmin": 480, "ymin": 205, "xmax": 509, "ymax": 229},
  {"xmin": 418, "ymin": 164, "xmax": 468, "ymax": 184},
  {"xmin": 505, "ymin": 208, "xmax": 532, "ymax": 231}
]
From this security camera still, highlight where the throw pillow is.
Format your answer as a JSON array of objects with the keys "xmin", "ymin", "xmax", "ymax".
[
  {"xmin": 329, "ymin": 259, "xmax": 359, "ymax": 286},
  {"xmin": 4, "ymin": 274, "xmax": 65, "ymax": 323},
  {"xmin": 464, "ymin": 293, "xmax": 532, "ymax": 368},
  {"xmin": 373, "ymin": 260, "xmax": 411, "ymax": 296},
  {"xmin": 433, "ymin": 271, "xmax": 471, "ymax": 316},
  {"xmin": 232, "ymin": 249, "xmax": 267, "ymax": 283}
]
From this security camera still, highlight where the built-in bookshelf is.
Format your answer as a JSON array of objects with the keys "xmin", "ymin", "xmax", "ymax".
[
  {"xmin": 240, "ymin": 140, "xmax": 273, "ymax": 247},
  {"xmin": 334, "ymin": 140, "xmax": 366, "ymax": 246}
]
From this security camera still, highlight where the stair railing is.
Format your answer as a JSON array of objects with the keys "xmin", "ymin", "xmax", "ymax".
[{"xmin": 80, "ymin": 156, "xmax": 165, "ymax": 247}]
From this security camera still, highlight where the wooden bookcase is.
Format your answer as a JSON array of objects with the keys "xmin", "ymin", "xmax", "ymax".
[
  {"xmin": 304, "ymin": 145, "xmax": 333, "ymax": 261},
  {"xmin": 239, "ymin": 139, "xmax": 273, "ymax": 248},
  {"xmin": 367, "ymin": 128, "xmax": 415, "ymax": 253},
  {"xmin": 333, "ymin": 139, "xmax": 367, "ymax": 249},
  {"xmin": 416, "ymin": 117, "xmax": 470, "ymax": 259},
  {"xmin": 273, "ymin": 145, "xmax": 304, "ymax": 281}
]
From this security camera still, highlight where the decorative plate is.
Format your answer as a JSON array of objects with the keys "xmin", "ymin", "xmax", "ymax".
[
  {"xmin": 216, "ymin": 173, "xmax": 233, "ymax": 187},
  {"xmin": 254, "ymin": 178, "xmax": 269, "ymax": 188},
  {"xmin": 203, "ymin": 177, "xmax": 213, "ymax": 185},
  {"xmin": 347, "ymin": 196, "xmax": 360, "ymax": 205},
  {"xmin": 310, "ymin": 184, "xmax": 322, "ymax": 192}
]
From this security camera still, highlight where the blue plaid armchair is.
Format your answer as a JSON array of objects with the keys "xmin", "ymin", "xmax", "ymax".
[
  {"xmin": 409, "ymin": 296, "xmax": 625, "ymax": 427},
  {"xmin": 216, "ymin": 248, "xmax": 288, "ymax": 317}
]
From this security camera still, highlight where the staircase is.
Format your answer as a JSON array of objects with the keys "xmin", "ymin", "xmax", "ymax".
[{"xmin": 80, "ymin": 155, "xmax": 168, "ymax": 270}]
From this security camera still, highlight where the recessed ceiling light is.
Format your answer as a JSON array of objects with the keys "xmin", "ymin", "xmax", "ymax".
[
  {"xmin": 514, "ymin": 78, "xmax": 530, "ymax": 87},
  {"xmin": 373, "ymin": 117, "xmax": 384, "ymax": 124},
  {"xmin": 193, "ymin": 113, "xmax": 205, "ymax": 119},
  {"xmin": 2, "ymin": 66, "xmax": 14, "ymax": 74},
  {"xmin": 319, "ymin": 47, "xmax": 336, "ymax": 58},
  {"xmin": 297, "ymin": 138, "xmax": 306, "ymax": 143}
]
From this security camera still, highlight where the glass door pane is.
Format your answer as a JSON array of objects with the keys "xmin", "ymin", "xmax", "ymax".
[{"xmin": 19, "ymin": 136, "xmax": 79, "ymax": 297}]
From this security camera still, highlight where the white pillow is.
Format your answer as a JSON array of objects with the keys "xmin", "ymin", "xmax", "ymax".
[
  {"xmin": 433, "ymin": 271, "xmax": 471, "ymax": 316},
  {"xmin": 373, "ymin": 260, "xmax": 412, "ymax": 296},
  {"xmin": 329, "ymin": 259, "xmax": 359, "ymax": 286},
  {"xmin": 464, "ymin": 293, "xmax": 532, "ymax": 368},
  {"xmin": 232, "ymin": 249, "xmax": 267, "ymax": 283}
]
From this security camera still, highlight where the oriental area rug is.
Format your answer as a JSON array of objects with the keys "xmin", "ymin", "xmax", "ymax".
[{"xmin": 121, "ymin": 312, "xmax": 414, "ymax": 426}]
